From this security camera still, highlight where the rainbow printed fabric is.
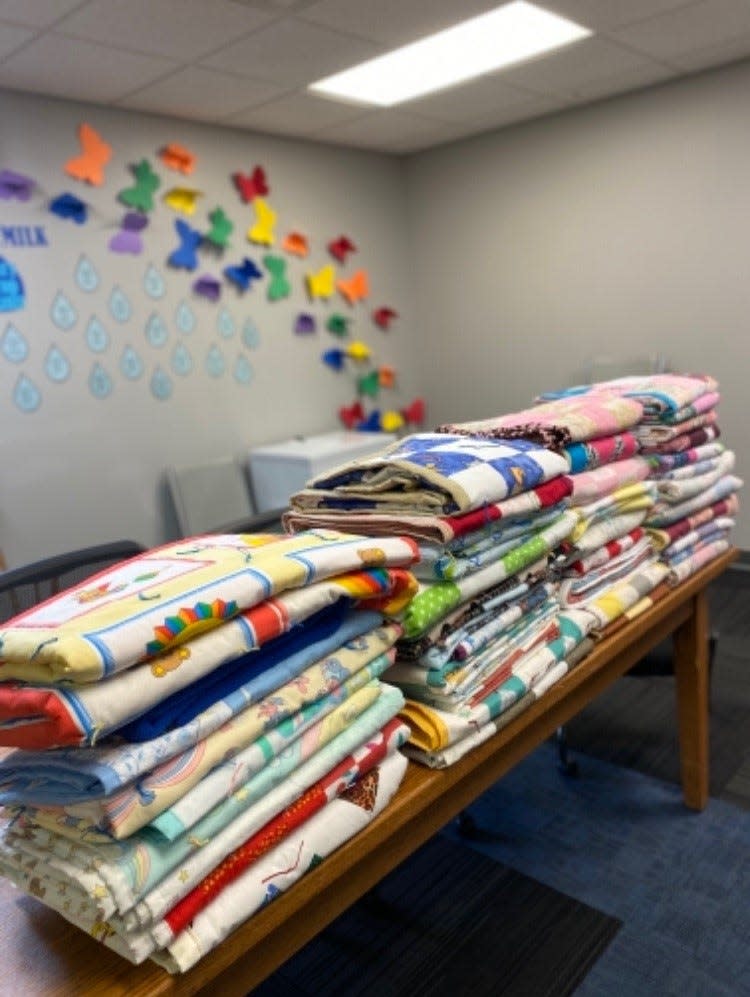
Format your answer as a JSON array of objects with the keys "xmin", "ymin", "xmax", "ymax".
[{"xmin": 0, "ymin": 531, "xmax": 418, "ymax": 683}]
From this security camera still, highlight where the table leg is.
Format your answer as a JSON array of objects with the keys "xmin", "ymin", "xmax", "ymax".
[{"xmin": 673, "ymin": 590, "xmax": 710, "ymax": 810}]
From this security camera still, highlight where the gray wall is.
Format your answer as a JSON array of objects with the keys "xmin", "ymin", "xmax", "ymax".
[
  {"xmin": 0, "ymin": 90, "xmax": 420, "ymax": 566},
  {"xmin": 406, "ymin": 60, "xmax": 749, "ymax": 549}
]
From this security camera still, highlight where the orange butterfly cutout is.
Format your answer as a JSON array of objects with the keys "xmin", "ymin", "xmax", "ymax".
[
  {"xmin": 160, "ymin": 143, "xmax": 196, "ymax": 175},
  {"xmin": 337, "ymin": 269, "xmax": 369, "ymax": 305},
  {"xmin": 65, "ymin": 122, "xmax": 112, "ymax": 186}
]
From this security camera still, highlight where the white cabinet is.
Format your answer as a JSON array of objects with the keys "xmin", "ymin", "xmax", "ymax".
[{"xmin": 248, "ymin": 431, "xmax": 396, "ymax": 512}]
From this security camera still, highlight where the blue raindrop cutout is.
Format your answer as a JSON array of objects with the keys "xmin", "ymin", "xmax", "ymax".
[
  {"xmin": 86, "ymin": 316, "xmax": 109, "ymax": 353},
  {"xmin": 150, "ymin": 366, "xmax": 173, "ymax": 401},
  {"xmin": 45, "ymin": 345, "xmax": 71, "ymax": 383},
  {"xmin": 241, "ymin": 318, "xmax": 260, "ymax": 350},
  {"xmin": 109, "ymin": 286, "xmax": 132, "ymax": 323},
  {"xmin": 145, "ymin": 312, "xmax": 168, "ymax": 348},
  {"xmin": 1, "ymin": 324, "xmax": 29, "ymax": 363},
  {"xmin": 120, "ymin": 345, "xmax": 144, "ymax": 381},
  {"xmin": 171, "ymin": 343, "xmax": 193, "ymax": 376},
  {"xmin": 89, "ymin": 362, "xmax": 113, "ymax": 399},
  {"xmin": 13, "ymin": 374, "xmax": 41, "ymax": 413},
  {"xmin": 217, "ymin": 308, "xmax": 235, "ymax": 339},
  {"xmin": 144, "ymin": 264, "xmax": 166, "ymax": 300},
  {"xmin": 51, "ymin": 291, "xmax": 77, "ymax": 331},
  {"xmin": 75, "ymin": 255, "xmax": 99, "ymax": 293},
  {"xmin": 205, "ymin": 344, "xmax": 225, "ymax": 378},
  {"xmin": 175, "ymin": 300, "xmax": 195, "ymax": 334},
  {"xmin": 234, "ymin": 355, "xmax": 253, "ymax": 385}
]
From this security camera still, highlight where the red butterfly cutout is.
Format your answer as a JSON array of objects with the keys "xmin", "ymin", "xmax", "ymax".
[
  {"xmin": 339, "ymin": 401, "xmax": 365, "ymax": 429},
  {"xmin": 233, "ymin": 166, "xmax": 269, "ymax": 203},
  {"xmin": 402, "ymin": 398, "xmax": 426, "ymax": 425},
  {"xmin": 328, "ymin": 235, "xmax": 357, "ymax": 263},
  {"xmin": 373, "ymin": 307, "xmax": 398, "ymax": 330}
]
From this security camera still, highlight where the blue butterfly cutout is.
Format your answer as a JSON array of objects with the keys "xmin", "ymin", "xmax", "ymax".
[
  {"xmin": 223, "ymin": 257, "xmax": 263, "ymax": 292},
  {"xmin": 168, "ymin": 219, "xmax": 202, "ymax": 271}
]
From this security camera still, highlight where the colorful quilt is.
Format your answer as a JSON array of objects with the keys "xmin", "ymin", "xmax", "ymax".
[
  {"xmin": 436, "ymin": 393, "xmax": 643, "ymax": 450},
  {"xmin": 646, "ymin": 494, "xmax": 739, "ymax": 551},
  {"xmin": 646, "ymin": 475, "xmax": 742, "ymax": 527},
  {"xmin": 576, "ymin": 561, "xmax": 671, "ymax": 630},
  {"xmin": 559, "ymin": 537, "xmax": 657, "ymax": 607},
  {"xmin": 646, "ymin": 441, "xmax": 725, "ymax": 474},
  {"xmin": 569, "ymin": 482, "xmax": 657, "ymax": 543},
  {"xmin": 640, "ymin": 424, "xmax": 721, "ymax": 455},
  {"xmin": 569, "ymin": 457, "xmax": 651, "ymax": 505},
  {"xmin": 668, "ymin": 538, "xmax": 731, "ymax": 585},
  {"xmin": 0, "ymin": 531, "xmax": 418, "ymax": 684},
  {"xmin": 539, "ymin": 373, "xmax": 718, "ymax": 416},
  {"xmin": 654, "ymin": 450, "xmax": 735, "ymax": 503},
  {"xmin": 290, "ymin": 434, "xmax": 569, "ymax": 516},
  {"xmin": 635, "ymin": 409, "xmax": 717, "ymax": 446},
  {"xmin": 563, "ymin": 432, "xmax": 640, "ymax": 473}
]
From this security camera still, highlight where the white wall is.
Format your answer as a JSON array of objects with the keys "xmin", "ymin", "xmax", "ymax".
[
  {"xmin": 0, "ymin": 90, "xmax": 421, "ymax": 566},
  {"xmin": 406, "ymin": 60, "xmax": 750, "ymax": 549}
]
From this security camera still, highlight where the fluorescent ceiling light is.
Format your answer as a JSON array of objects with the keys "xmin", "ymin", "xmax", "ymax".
[{"xmin": 309, "ymin": 2, "xmax": 591, "ymax": 107}]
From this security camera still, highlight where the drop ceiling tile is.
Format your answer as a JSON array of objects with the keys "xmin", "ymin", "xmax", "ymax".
[
  {"xmin": 0, "ymin": 19, "xmax": 35, "ymax": 58},
  {"xmin": 405, "ymin": 74, "xmax": 547, "ymax": 124},
  {"xmin": 55, "ymin": 0, "xmax": 275, "ymax": 61},
  {"xmin": 0, "ymin": 33, "xmax": 176, "ymax": 102},
  {"xmin": 299, "ymin": 0, "xmax": 499, "ymax": 46},
  {"xmin": 118, "ymin": 65, "xmax": 286, "ymax": 119},
  {"xmin": 467, "ymin": 93, "xmax": 572, "ymax": 132},
  {"xmin": 567, "ymin": 60, "xmax": 675, "ymax": 102},
  {"xmin": 668, "ymin": 30, "xmax": 750, "ymax": 71},
  {"xmin": 610, "ymin": 0, "xmax": 750, "ymax": 63},
  {"xmin": 500, "ymin": 35, "xmax": 668, "ymax": 98},
  {"xmin": 200, "ymin": 17, "xmax": 382, "ymax": 87},
  {"xmin": 537, "ymin": 0, "xmax": 696, "ymax": 31},
  {"xmin": 225, "ymin": 91, "xmax": 370, "ymax": 133},
  {"xmin": 310, "ymin": 108, "xmax": 467, "ymax": 154},
  {"xmin": 0, "ymin": 0, "xmax": 83, "ymax": 28}
]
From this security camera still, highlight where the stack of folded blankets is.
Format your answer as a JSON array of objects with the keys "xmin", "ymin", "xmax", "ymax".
[
  {"xmin": 286, "ymin": 405, "xmax": 642, "ymax": 769},
  {"xmin": 0, "ymin": 530, "xmax": 421, "ymax": 972}
]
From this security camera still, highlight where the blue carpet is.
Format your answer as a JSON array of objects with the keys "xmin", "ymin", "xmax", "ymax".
[{"xmin": 443, "ymin": 746, "xmax": 750, "ymax": 997}]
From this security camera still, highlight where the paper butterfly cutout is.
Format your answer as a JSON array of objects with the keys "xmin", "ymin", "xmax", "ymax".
[
  {"xmin": 264, "ymin": 255, "xmax": 291, "ymax": 301},
  {"xmin": 373, "ymin": 306, "xmax": 398, "ymax": 330},
  {"xmin": 164, "ymin": 187, "xmax": 202, "ymax": 216},
  {"xmin": 205, "ymin": 207, "xmax": 233, "ymax": 249},
  {"xmin": 346, "ymin": 340, "xmax": 371, "ymax": 362},
  {"xmin": 358, "ymin": 370, "xmax": 380, "ymax": 398},
  {"xmin": 339, "ymin": 400, "xmax": 365, "ymax": 429},
  {"xmin": 337, "ymin": 269, "xmax": 369, "ymax": 305},
  {"xmin": 160, "ymin": 143, "xmax": 196, "ymax": 175},
  {"xmin": 306, "ymin": 264, "xmax": 336, "ymax": 300},
  {"xmin": 295, "ymin": 313, "xmax": 316, "ymax": 334},
  {"xmin": 224, "ymin": 257, "xmax": 263, "ymax": 292},
  {"xmin": 328, "ymin": 235, "xmax": 357, "ymax": 263},
  {"xmin": 358, "ymin": 410, "xmax": 382, "ymax": 432},
  {"xmin": 402, "ymin": 398, "xmax": 426, "ymax": 424},
  {"xmin": 234, "ymin": 166, "xmax": 269, "ymax": 202},
  {"xmin": 49, "ymin": 192, "xmax": 87, "ymax": 225},
  {"xmin": 378, "ymin": 366, "xmax": 396, "ymax": 388},
  {"xmin": 119, "ymin": 160, "xmax": 160, "ymax": 213},
  {"xmin": 193, "ymin": 274, "xmax": 221, "ymax": 301},
  {"xmin": 65, "ymin": 122, "xmax": 112, "ymax": 186},
  {"xmin": 247, "ymin": 198, "xmax": 276, "ymax": 246},
  {"xmin": 327, "ymin": 314, "xmax": 352, "ymax": 337},
  {"xmin": 282, "ymin": 231, "xmax": 309, "ymax": 257},
  {"xmin": 168, "ymin": 219, "xmax": 202, "ymax": 271},
  {"xmin": 381, "ymin": 410, "xmax": 405, "ymax": 432},
  {"xmin": 108, "ymin": 212, "xmax": 148, "ymax": 254},
  {"xmin": 322, "ymin": 348, "xmax": 345, "ymax": 370},
  {"xmin": 0, "ymin": 170, "xmax": 34, "ymax": 202}
]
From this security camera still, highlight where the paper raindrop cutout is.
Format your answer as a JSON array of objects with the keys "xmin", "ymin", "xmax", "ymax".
[
  {"xmin": 176, "ymin": 300, "xmax": 195, "ymax": 334},
  {"xmin": 150, "ymin": 366, "xmax": 173, "ymax": 401},
  {"xmin": 51, "ymin": 290, "xmax": 76, "ymax": 330},
  {"xmin": 85, "ymin": 316, "xmax": 109, "ymax": 354},
  {"xmin": 120, "ymin": 345, "xmax": 144, "ymax": 380},
  {"xmin": 75, "ymin": 255, "xmax": 99, "ymax": 292},
  {"xmin": 217, "ymin": 308, "xmax": 235, "ymax": 338},
  {"xmin": 242, "ymin": 319, "xmax": 260, "ymax": 349},
  {"xmin": 1, "ymin": 324, "xmax": 28, "ymax": 363},
  {"xmin": 88, "ymin": 362, "xmax": 113, "ymax": 399},
  {"xmin": 13, "ymin": 374, "xmax": 41, "ymax": 413},
  {"xmin": 234, "ymin": 355, "xmax": 253, "ymax": 385},
  {"xmin": 44, "ymin": 345, "xmax": 71, "ymax": 383},
  {"xmin": 145, "ymin": 312, "xmax": 168, "ymax": 348},
  {"xmin": 108, "ymin": 286, "xmax": 132, "ymax": 323},
  {"xmin": 170, "ymin": 342, "xmax": 193, "ymax": 376},
  {"xmin": 144, "ymin": 264, "xmax": 166, "ymax": 300},
  {"xmin": 205, "ymin": 344, "xmax": 225, "ymax": 378}
]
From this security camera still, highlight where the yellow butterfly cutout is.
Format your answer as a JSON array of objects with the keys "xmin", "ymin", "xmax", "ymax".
[
  {"xmin": 247, "ymin": 198, "xmax": 276, "ymax": 246},
  {"xmin": 346, "ymin": 340, "xmax": 372, "ymax": 362},
  {"xmin": 306, "ymin": 264, "xmax": 336, "ymax": 300},
  {"xmin": 163, "ymin": 187, "xmax": 203, "ymax": 215},
  {"xmin": 381, "ymin": 410, "xmax": 405, "ymax": 432}
]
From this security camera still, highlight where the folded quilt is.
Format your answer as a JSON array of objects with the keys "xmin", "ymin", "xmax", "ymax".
[
  {"xmin": 662, "ymin": 521, "xmax": 733, "ymax": 563},
  {"xmin": 559, "ymin": 537, "xmax": 657, "ymax": 607},
  {"xmin": 668, "ymin": 538, "xmax": 731, "ymax": 585},
  {"xmin": 541, "ymin": 374, "xmax": 718, "ymax": 416},
  {"xmin": 290, "ymin": 433, "xmax": 569, "ymax": 516},
  {"xmin": 556, "ymin": 509, "xmax": 650, "ymax": 561},
  {"xmin": 651, "ymin": 455, "xmax": 725, "ymax": 482},
  {"xmin": 640, "ymin": 424, "xmax": 720, "ymax": 455},
  {"xmin": 646, "ymin": 475, "xmax": 742, "ymax": 527},
  {"xmin": 654, "ymin": 450, "xmax": 735, "ymax": 503},
  {"xmin": 577, "ymin": 561, "xmax": 671, "ymax": 630},
  {"xmin": 0, "ymin": 531, "xmax": 418, "ymax": 684},
  {"xmin": 284, "ymin": 478, "xmax": 572, "ymax": 543},
  {"xmin": 634, "ymin": 409, "xmax": 718, "ymax": 446},
  {"xmin": 0, "ymin": 621, "xmax": 401, "ymax": 812},
  {"xmin": 153, "ymin": 749, "xmax": 408, "ymax": 974},
  {"xmin": 646, "ymin": 494, "xmax": 739, "ymax": 551},
  {"xmin": 565, "ymin": 527, "xmax": 645, "ymax": 575},
  {"xmin": 569, "ymin": 456, "xmax": 651, "ymax": 505},
  {"xmin": 569, "ymin": 482, "xmax": 657, "ymax": 543},
  {"xmin": 597, "ymin": 582, "xmax": 672, "ymax": 640},
  {"xmin": 562, "ymin": 432, "xmax": 640, "ymax": 473},
  {"xmin": 646, "ymin": 441, "xmax": 725, "ymax": 474},
  {"xmin": 655, "ymin": 390, "xmax": 720, "ymax": 425},
  {"xmin": 436, "ymin": 393, "xmax": 643, "ymax": 450},
  {"xmin": 400, "ymin": 511, "xmax": 577, "ymax": 639}
]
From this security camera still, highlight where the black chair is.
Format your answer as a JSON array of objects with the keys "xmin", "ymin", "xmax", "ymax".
[{"xmin": 0, "ymin": 539, "xmax": 146, "ymax": 624}]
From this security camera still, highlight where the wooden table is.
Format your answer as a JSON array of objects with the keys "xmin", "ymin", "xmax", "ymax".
[{"xmin": 0, "ymin": 549, "xmax": 736, "ymax": 997}]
